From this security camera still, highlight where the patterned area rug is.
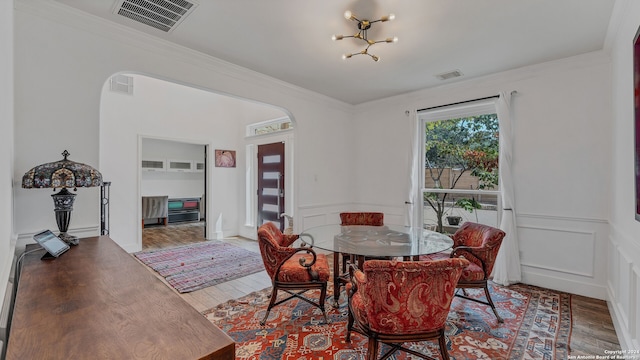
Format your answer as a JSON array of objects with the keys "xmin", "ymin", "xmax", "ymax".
[
  {"xmin": 134, "ymin": 241, "xmax": 265, "ymax": 293},
  {"xmin": 203, "ymin": 283, "xmax": 571, "ymax": 359}
]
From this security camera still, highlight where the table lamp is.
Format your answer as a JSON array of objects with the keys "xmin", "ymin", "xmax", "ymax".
[{"xmin": 22, "ymin": 150, "xmax": 103, "ymax": 245}]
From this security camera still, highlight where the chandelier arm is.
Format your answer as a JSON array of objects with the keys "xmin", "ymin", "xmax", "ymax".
[{"xmin": 335, "ymin": 11, "xmax": 396, "ymax": 61}]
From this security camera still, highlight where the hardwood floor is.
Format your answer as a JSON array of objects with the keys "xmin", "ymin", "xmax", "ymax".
[
  {"xmin": 142, "ymin": 221, "xmax": 271, "ymax": 311},
  {"xmin": 140, "ymin": 222, "xmax": 621, "ymax": 356}
]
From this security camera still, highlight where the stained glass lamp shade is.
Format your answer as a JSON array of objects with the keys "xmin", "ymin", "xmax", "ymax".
[{"xmin": 22, "ymin": 150, "xmax": 103, "ymax": 245}]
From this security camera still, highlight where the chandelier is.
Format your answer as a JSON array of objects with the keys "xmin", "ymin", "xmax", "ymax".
[{"xmin": 332, "ymin": 10, "xmax": 398, "ymax": 62}]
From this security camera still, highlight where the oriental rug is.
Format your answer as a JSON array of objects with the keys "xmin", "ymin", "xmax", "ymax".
[
  {"xmin": 203, "ymin": 283, "xmax": 571, "ymax": 360},
  {"xmin": 134, "ymin": 240, "xmax": 264, "ymax": 293}
]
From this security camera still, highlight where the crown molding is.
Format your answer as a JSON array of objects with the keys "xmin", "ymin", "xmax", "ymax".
[
  {"xmin": 603, "ymin": 0, "xmax": 631, "ymax": 52},
  {"xmin": 355, "ymin": 49, "xmax": 611, "ymax": 113}
]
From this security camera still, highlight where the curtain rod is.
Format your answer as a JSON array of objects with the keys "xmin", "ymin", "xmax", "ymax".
[{"xmin": 417, "ymin": 95, "xmax": 499, "ymax": 113}]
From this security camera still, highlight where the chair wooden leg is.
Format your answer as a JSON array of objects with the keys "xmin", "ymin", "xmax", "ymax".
[
  {"xmin": 261, "ymin": 287, "xmax": 279, "ymax": 325},
  {"xmin": 334, "ymin": 252, "xmax": 342, "ymax": 306},
  {"xmin": 346, "ymin": 308, "xmax": 354, "ymax": 342},
  {"xmin": 483, "ymin": 283, "xmax": 503, "ymax": 323},
  {"xmin": 367, "ymin": 338, "xmax": 379, "ymax": 360},
  {"xmin": 439, "ymin": 332, "xmax": 450, "ymax": 360},
  {"xmin": 319, "ymin": 283, "xmax": 328, "ymax": 323}
]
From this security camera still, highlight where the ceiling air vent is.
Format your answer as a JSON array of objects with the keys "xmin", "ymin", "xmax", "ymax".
[
  {"xmin": 435, "ymin": 70, "xmax": 463, "ymax": 81},
  {"xmin": 113, "ymin": 0, "xmax": 198, "ymax": 33},
  {"xmin": 110, "ymin": 74, "xmax": 134, "ymax": 94}
]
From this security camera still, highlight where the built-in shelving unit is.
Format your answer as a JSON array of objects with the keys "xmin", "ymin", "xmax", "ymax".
[
  {"xmin": 142, "ymin": 158, "xmax": 204, "ymax": 172},
  {"xmin": 167, "ymin": 159, "xmax": 193, "ymax": 172},
  {"xmin": 168, "ymin": 197, "xmax": 200, "ymax": 223},
  {"xmin": 141, "ymin": 159, "xmax": 166, "ymax": 171}
]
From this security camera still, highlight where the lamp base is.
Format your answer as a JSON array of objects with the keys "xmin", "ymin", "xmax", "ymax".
[
  {"xmin": 52, "ymin": 188, "xmax": 78, "ymax": 246},
  {"xmin": 58, "ymin": 232, "xmax": 79, "ymax": 246}
]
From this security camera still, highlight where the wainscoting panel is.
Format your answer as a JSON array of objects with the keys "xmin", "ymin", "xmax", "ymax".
[
  {"xmin": 297, "ymin": 203, "xmax": 404, "ymax": 231},
  {"xmin": 633, "ymin": 266, "xmax": 639, "ymax": 345},
  {"xmin": 518, "ymin": 225, "xmax": 595, "ymax": 277},
  {"xmin": 300, "ymin": 213, "xmax": 329, "ymax": 231},
  {"xmin": 617, "ymin": 250, "xmax": 633, "ymax": 331},
  {"xmin": 607, "ymin": 224, "xmax": 640, "ymax": 351},
  {"xmin": 516, "ymin": 213, "xmax": 608, "ymax": 299}
]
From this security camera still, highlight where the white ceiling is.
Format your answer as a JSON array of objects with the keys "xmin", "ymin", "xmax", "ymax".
[{"xmin": 55, "ymin": 0, "xmax": 616, "ymax": 105}]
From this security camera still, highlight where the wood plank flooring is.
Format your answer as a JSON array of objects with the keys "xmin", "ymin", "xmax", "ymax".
[{"xmin": 141, "ymin": 222, "xmax": 621, "ymax": 357}]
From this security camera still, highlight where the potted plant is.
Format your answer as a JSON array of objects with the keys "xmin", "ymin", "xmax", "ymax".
[
  {"xmin": 446, "ymin": 214, "xmax": 462, "ymax": 226},
  {"xmin": 444, "ymin": 197, "xmax": 480, "ymax": 226}
]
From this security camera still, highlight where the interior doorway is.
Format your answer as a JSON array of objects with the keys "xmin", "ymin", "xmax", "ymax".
[
  {"xmin": 101, "ymin": 73, "xmax": 293, "ymax": 252},
  {"xmin": 257, "ymin": 142, "xmax": 286, "ymax": 231},
  {"xmin": 141, "ymin": 138, "xmax": 207, "ymax": 250}
]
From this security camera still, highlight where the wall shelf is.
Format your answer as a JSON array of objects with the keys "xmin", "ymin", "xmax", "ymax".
[
  {"xmin": 167, "ymin": 159, "xmax": 193, "ymax": 172},
  {"xmin": 141, "ymin": 159, "xmax": 166, "ymax": 171}
]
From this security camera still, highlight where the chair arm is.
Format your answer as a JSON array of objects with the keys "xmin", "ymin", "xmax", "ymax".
[
  {"xmin": 281, "ymin": 234, "xmax": 300, "ymax": 248},
  {"xmin": 451, "ymin": 245, "xmax": 491, "ymax": 274},
  {"xmin": 293, "ymin": 246, "xmax": 318, "ymax": 268},
  {"xmin": 347, "ymin": 263, "xmax": 367, "ymax": 296},
  {"xmin": 273, "ymin": 246, "xmax": 322, "ymax": 281}
]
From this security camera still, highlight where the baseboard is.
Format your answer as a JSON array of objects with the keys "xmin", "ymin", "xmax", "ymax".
[
  {"xmin": 0, "ymin": 281, "xmax": 13, "ymax": 343},
  {"xmin": 607, "ymin": 286, "xmax": 635, "ymax": 350}
]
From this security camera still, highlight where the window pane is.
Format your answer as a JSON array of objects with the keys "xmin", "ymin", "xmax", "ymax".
[
  {"xmin": 422, "ymin": 112, "xmax": 500, "ymax": 234},
  {"xmin": 422, "ymin": 191, "xmax": 499, "ymax": 233},
  {"xmin": 262, "ymin": 171, "xmax": 280, "ymax": 180},
  {"xmin": 424, "ymin": 114, "xmax": 500, "ymax": 190}
]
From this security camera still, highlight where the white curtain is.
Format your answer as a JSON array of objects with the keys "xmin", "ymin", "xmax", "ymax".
[
  {"xmin": 405, "ymin": 110, "xmax": 420, "ymax": 227},
  {"xmin": 492, "ymin": 91, "xmax": 521, "ymax": 286}
]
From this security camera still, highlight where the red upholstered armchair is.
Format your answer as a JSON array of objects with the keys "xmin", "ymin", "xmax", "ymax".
[
  {"xmin": 334, "ymin": 212, "xmax": 386, "ymax": 299},
  {"xmin": 346, "ymin": 258, "xmax": 470, "ymax": 360},
  {"xmin": 339, "ymin": 212, "xmax": 385, "ymax": 268},
  {"xmin": 422, "ymin": 222, "xmax": 506, "ymax": 322},
  {"xmin": 339, "ymin": 212, "xmax": 384, "ymax": 226},
  {"xmin": 257, "ymin": 222, "xmax": 330, "ymax": 325}
]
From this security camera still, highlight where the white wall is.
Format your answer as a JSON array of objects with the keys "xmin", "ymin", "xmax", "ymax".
[
  {"xmin": 141, "ymin": 138, "xmax": 205, "ymax": 199},
  {"xmin": 608, "ymin": 0, "xmax": 640, "ymax": 350},
  {"xmin": 351, "ymin": 51, "xmax": 613, "ymax": 300},
  {"xmin": 0, "ymin": 0, "xmax": 15, "ymax": 318},
  {"xmin": 9, "ymin": 0, "xmax": 635, "ymax": 348},
  {"xmin": 102, "ymin": 74, "xmax": 287, "ymax": 248},
  {"xmin": 12, "ymin": 1, "xmax": 353, "ymax": 253}
]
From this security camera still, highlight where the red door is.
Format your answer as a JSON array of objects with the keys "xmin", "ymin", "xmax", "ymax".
[{"xmin": 257, "ymin": 142, "xmax": 285, "ymax": 231}]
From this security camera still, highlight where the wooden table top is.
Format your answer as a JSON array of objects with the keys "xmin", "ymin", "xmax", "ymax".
[{"xmin": 6, "ymin": 236, "xmax": 234, "ymax": 360}]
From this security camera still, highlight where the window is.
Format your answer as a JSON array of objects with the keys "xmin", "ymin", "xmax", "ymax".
[
  {"xmin": 247, "ymin": 116, "xmax": 293, "ymax": 136},
  {"xmin": 418, "ymin": 99, "xmax": 500, "ymax": 233}
]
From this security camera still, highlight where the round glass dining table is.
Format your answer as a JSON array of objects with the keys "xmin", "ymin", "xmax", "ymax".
[{"xmin": 298, "ymin": 224, "xmax": 454, "ymax": 304}]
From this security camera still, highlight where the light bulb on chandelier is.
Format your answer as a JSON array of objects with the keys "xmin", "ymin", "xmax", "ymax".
[{"xmin": 332, "ymin": 10, "xmax": 397, "ymax": 61}]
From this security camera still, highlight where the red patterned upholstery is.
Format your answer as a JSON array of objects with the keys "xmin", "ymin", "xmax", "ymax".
[
  {"xmin": 421, "ymin": 222, "xmax": 506, "ymax": 322},
  {"xmin": 340, "ymin": 212, "xmax": 384, "ymax": 226},
  {"xmin": 257, "ymin": 222, "xmax": 329, "ymax": 325},
  {"xmin": 347, "ymin": 258, "xmax": 470, "ymax": 360},
  {"xmin": 334, "ymin": 212, "xmax": 386, "ymax": 304}
]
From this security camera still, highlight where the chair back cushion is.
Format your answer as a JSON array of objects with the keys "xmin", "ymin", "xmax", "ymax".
[
  {"xmin": 339, "ymin": 212, "xmax": 384, "ymax": 226},
  {"xmin": 354, "ymin": 258, "xmax": 469, "ymax": 334},
  {"xmin": 257, "ymin": 222, "xmax": 296, "ymax": 279},
  {"xmin": 452, "ymin": 222, "xmax": 505, "ymax": 276}
]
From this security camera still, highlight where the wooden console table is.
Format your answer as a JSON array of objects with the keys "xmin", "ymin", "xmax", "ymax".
[{"xmin": 6, "ymin": 236, "xmax": 234, "ymax": 360}]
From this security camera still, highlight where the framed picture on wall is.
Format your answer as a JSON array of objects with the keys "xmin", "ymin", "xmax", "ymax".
[
  {"xmin": 215, "ymin": 150, "xmax": 236, "ymax": 168},
  {"xmin": 634, "ymin": 26, "xmax": 640, "ymax": 221}
]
